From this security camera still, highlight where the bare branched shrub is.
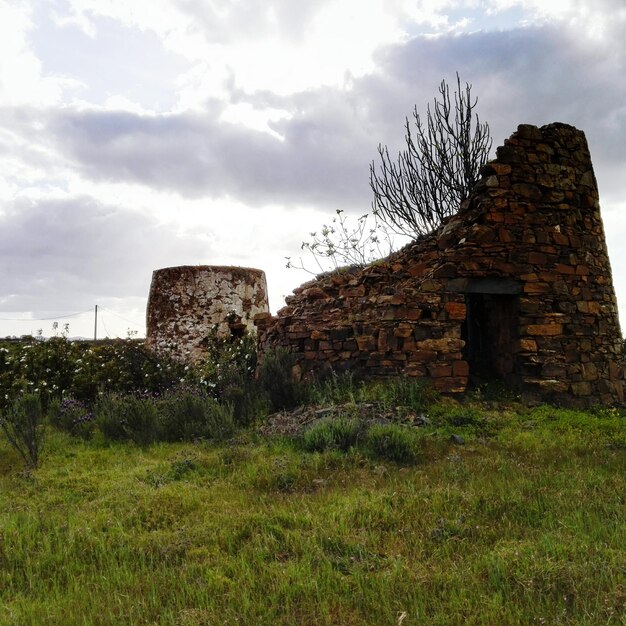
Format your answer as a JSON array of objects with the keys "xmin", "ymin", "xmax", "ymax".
[{"xmin": 370, "ymin": 74, "xmax": 492, "ymax": 238}]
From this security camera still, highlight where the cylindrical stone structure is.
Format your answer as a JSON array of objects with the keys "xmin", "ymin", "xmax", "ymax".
[{"xmin": 146, "ymin": 265, "xmax": 269, "ymax": 364}]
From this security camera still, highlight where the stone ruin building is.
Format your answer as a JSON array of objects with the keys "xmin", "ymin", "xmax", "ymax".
[
  {"xmin": 255, "ymin": 123, "xmax": 625, "ymax": 407},
  {"xmin": 146, "ymin": 265, "xmax": 269, "ymax": 364}
]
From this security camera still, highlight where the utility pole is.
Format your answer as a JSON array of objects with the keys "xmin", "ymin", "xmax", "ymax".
[{"xmin": 94, "ymin": 304, "xmax": 98, "ymax": 341}]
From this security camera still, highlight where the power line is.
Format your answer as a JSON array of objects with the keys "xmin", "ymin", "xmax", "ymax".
[
  {"xmin": 100, "ymin": 314, "xmax": 112, "ymax": 339},
  {"xmin": 0, "ymin": 309, "xmax": 94, "ymax": 321},
  {"xmin": 98, "ymin": 307, "xmax": 143, "ymax": 328}
]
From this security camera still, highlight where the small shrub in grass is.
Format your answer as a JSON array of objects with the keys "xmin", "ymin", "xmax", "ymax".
[
  {"xmin": 365, "ymin": 423, "xmax": 422, "ymax": 464},
  {"xmin": 48, "ymin": 397, "xmax": 94, "ymax": 440},
  {"xmin": 194, "ymin": 327, "xmax": 267, "ymax": 425},
  {"xmin": 118, "ymin": 394, "xmax": 160, "ymax": 446},
  {"xmin": 157, "ymin": 386, "xmax": 235, "ymax": 441},
  {"xmin": 0, "ymin": 392, "xmax": 46, "ymax": 468},
  {"xmin": 95, "ymin": 389, "xmax": 235, "ymax": 445},
  {"xmin": 93, "ymin": 393, "xmax": 127, "ymax": 441},
  {"xmin": 94, "ymin": 393, "xmax": 158, "ymax": 445},
  {"xmin": 221, "ymin": 377, "xmax": 269, "ymax": 426},
  {"xmin": 301, "ymin": 418, "xmax": 362, "ymax": 452},
  {"xmin": 169, "ymin": 457, "xmax": 199, "ymax": 480},
  {"xmin": 157, "ymin": 386, "xmax": 211, "ymax": 441},
  {"xmin": 258, "ymin": 348, "xmax": 309, "ymax": 410},
  {"xmin": 196, "ymin": 399, "xmax": 235, "ymax": 442}
]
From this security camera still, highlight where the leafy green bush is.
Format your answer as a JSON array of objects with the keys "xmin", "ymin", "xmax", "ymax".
[
  {"xmin": 0, "ymin": 337, "xmax": 77, "ymax": 409},
  {"xmin": 157, "ymin": 387, "xmax": 209, "ymax": 441},
  {"xmin": 364, "ymin": 423, "xmax": 422, "ymax": 464},
  {"xmin": 257, "ymin": 348, "xmax": 309, "ymax": 410},
  {"xmin": 0, "ymin": 393, "xmax": 46, "ymax": 468},
  {"xmin": 197, "ymin": 327, "xmax": 258, "ymax": 397},
  {"xmin": 0, "ymin": 337, "xmax": 187, "ymax": 410},
  {"xmin": 193, "ymin": 327, "xmax": 268, "ymax": 425},
  {"xmin": 301, "ymin": 418, "xmax": 362, "ymax": 452},
  {"xmin": 192, "ymin": 398, "xmax": 235, "ymax": 442},
  {"xmin": 69, "ymin": 339, "xmax": 186, "ymax": 402}
]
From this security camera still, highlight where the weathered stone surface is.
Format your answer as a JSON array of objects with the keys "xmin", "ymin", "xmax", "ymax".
[
  {"xmin": 531, "ymin": 379, "xmax": 570, "ymax": 394},
  {"xmin": 517, "ymin": 338, "xmax": 538, "ymax": 352},
  {"xmin": 147, "ymin": 265, "xmax": 268, "ymax": 364},
  {"xmin": 445, "ymin": 302, "xmax": 467, "ymax": 320},
  {"xmin": 571, "ymin": 381, "xmax": 592, "ymax": 396},
  {"xmin": 303, "ymin": 287, "xmax": 328, "ymax": 300},
  {"xmin": 452, "ymin": 361, "xmax": 470, "ymax": 377},
  {"xmin": 416, "ymin": 338, "xmax": 465, "ymax": 352},
  {"xmin": 256, "ymin": 123, "xmax": 625, "ymax": 407},
  {"xmin": 522, "ymin": 324, "xmax": 563, "ymax": 336}
]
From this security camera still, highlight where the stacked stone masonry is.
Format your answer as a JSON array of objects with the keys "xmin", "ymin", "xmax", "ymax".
[
  {"xmin": 256, "ymin": 123, "xmax": 625, "ymax": 407},
  {"xmin": 146, "ymin": 265, "xmax": 269, "ymax": 364}
]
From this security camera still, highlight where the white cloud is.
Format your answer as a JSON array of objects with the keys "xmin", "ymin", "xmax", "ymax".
[
  {"xmin": 486, "ymin": 0, "xmax": 626, "ymax": 38},
  {"xmin": 0, "ymin": 1, "xmax": 76, "ymax": 105},
  {"xmin": 58, "ymin": 0, "xmax": 406, "ymax": 101}
]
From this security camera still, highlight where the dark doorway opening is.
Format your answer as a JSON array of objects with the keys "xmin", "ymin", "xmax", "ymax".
[{"xmin": 462, "ymin": 293, "xmax": 519, "ymax": 387}]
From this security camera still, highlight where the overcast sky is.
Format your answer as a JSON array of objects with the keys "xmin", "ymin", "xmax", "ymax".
[{"xmin": 1, "ymin": 0, "xmax": 626, "ymax": 338}]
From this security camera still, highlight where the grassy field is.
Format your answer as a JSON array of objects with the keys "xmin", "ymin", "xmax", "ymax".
[{"xmin": 1, "ymin": 401, "xmax": 625, "ymax": 626}]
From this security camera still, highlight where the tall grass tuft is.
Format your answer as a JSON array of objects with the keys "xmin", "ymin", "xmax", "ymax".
[
  {"xmin": 301, "ymin": 418, "xmax": 362, "ymax": 452},
  {"xmin": 221, "ymin": 376, "xmax": 269, "ymax": 427},
  {"xmin": 362, "ymin": 377, "xmax": 436, "ymax": 411},
  {"xmin": 364, "ymin": 423, "xmax": 423, "ymax": 464},
  {"xmin": 309, "ymin": 371, "xmax": 363, "ymax": 405}
]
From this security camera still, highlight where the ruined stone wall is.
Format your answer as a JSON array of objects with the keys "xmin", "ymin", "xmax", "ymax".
[
  {"xmin": 147, "ymin": 265, "xmax": 268, "ymax": 364},
  {"xmin": 257, "ymin": 123, "xmax": 625, "ymax": 406}
]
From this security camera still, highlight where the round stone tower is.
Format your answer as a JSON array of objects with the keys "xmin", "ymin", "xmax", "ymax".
[{"xmin": 146, "ymin": 265, "xmax": 269, "ymax": 364}]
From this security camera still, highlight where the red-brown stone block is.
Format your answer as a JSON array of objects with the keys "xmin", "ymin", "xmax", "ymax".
[{"xmin": 445, "ymin": 302, "xmax": 467, "ymax": 320}]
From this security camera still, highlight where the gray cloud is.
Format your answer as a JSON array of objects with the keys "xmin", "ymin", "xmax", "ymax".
[
  {"xmin": 33, "ymin": 21, "xmax": 626, "ymax": 211},
  {"xmin": 355, "ymin": 23, "xmax": 626, "ymax": 199},
  {"xmin": 7, "ymin": 18, "xmax": 626, "ymax": 218},
  {"xmin": 45, "ymin": 98, "xmax": 374, "ymax": 210},
  {"xmin": 372, "ymin": 25, "xmax": 625, "ymax": 130},
  {"xmin": 0, "ymin": 197, "xmax": 209, "ymax": 312}
]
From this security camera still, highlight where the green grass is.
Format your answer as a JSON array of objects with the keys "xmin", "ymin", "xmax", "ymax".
[{"xmin": 1, "ymin": 403, "xmax": 625, "ymax": 626}]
